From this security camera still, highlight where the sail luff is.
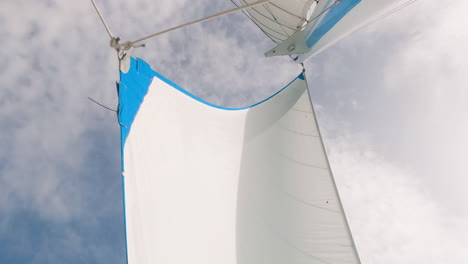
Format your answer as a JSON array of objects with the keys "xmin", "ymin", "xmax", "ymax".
[{"xmin": 305, "ymin": 74, "xmax": 362, "ymax": 263}]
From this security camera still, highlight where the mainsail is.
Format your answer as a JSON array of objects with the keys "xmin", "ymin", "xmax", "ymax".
[{"xmin": 119, "ymin": 57, "xmax": 360, "ymax": 264}]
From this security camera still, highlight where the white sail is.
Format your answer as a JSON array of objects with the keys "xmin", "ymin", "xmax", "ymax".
[
  {"xmin": 237, "ymin": 0, "xmax": 410, "ymax": 61},
  {"xmin": 237, "ymin": 0, "xmax": 315, "ymax": 44},
  {"xmin": 119, "ymin": 57, "xmax": 360, "ymax": 264}
]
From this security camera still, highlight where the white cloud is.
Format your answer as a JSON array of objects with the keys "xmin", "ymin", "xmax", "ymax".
[
  {"xmin": 325, "ymin": 132, "xmax": 468, "ymax": 263},
  {"xmin": 381, "ymin": 0, "xmax": 468, "ymax": 215},
  {"xmin": 306, "ymin": 0, "xmax": 468, "ymax": 216}
]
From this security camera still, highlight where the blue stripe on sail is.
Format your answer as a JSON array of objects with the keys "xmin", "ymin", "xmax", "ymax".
[
  {"xmin": 306, "ymin": 0, "xmax": 361, "ymax": 48},
  {"xmin": 118, "ymin": 58, "xmax": 152, "ymax": 154}
]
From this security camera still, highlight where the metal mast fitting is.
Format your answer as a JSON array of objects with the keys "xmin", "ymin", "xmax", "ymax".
[{"xmin": 110, "ymin": 37, "xmax": 146, "ymax": 59}]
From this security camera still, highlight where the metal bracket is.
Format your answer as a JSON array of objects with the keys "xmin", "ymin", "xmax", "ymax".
[{"xmin": 110, "ymin": 37, "xmax": 146, "ymax": 59}]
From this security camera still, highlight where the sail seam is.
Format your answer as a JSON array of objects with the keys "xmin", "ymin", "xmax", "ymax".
[
  {"xmin": 243, "ymin": 12, "xmax": 291, "ymax": 38},
  {"xmin": 241, "ymin": 0, "xmax": 299, "ymax": 31},
  {"xmin": 231, "ymin": 0, "xmax": 283, "ymax": 43},
  {"xmin": 264, "ymin": 3, "xmax": 293, "ymax": 37},
  {"xmin": 280, "ymin": 153, "xmax": 329, "ymax": 170},
  {"xmin": 269, "ymin": 2, "xmax": 306, "ymax": 21},
  {"xmin": 277, "ymin": 123, "xmax": 320, "ymax": 137}
]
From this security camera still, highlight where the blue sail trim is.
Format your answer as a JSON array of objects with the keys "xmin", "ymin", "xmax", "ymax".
[
  {"xmin": 118, "ymin": 58, "xmax": 153, "ymax": 151},
  {"xmin": 306, "ymin": 0, "xmax": 361, "ymax": 48},
  {"xmin": 158, "ymin": 71, "xmax": 305, "ymax": 111}
]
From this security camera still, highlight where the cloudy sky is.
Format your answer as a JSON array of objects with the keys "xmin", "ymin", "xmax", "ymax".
[{"xmin": 1, "ymin": 0, "xmax": 467, "ymax": 263}]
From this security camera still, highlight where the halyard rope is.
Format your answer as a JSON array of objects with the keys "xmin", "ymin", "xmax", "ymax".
[{"xmin": 90, "ymin": 0, "xmax": 114, "ymax": 38}]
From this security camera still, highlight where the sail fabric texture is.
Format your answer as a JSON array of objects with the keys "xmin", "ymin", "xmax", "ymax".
[
  {"xmin": 258, "ymin": 0, "xmax": 409, "ymax": 61},
  {"xmin": 119, "ymin": 57, "xmax": 360, "ymax": 264},
  {"xmin": 237, "ymin": 0, "xmax": 315, "ymax": 44}
]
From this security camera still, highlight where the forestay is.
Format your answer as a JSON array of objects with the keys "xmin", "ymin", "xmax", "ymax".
[{"xmin": 119, "ymin": 57, "xmax": 360, "ymax": 264}]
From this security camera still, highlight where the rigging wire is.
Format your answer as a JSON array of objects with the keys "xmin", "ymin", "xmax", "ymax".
[
  {"xmin": 131, "ymin": 0, "xmax": 273, "ymax": 45},
  {"xmin": 269, "ymin": 2, "xmax": 305, "ymax": 21},
  {"xmin": 230, "ymin": 0, "xmax": 284, "ymax": 44},
  {"xmin": 90, "ymin": 0, "xmax": 417, "ymax": 61},
  {"xmin": 263, "ymin": 3, "xmax": 293, "ymax": 37},
  {"xmin": 242, "ymin": 9, "xmax": 291, "ymax": 38},
  {"xmin": 355, "ymin": 0, "xmax": 418, "ymax": 32},
  {"xmin": 234, "ymin": 0, "xmax": 342, "ymax": 42},
  {"xmin": 240, "ymin": 0, "xmax": 297, "ymax": 31},
  {"xmin": 90, "ymin": 0, "xmax": 114, "ymax": 38}
]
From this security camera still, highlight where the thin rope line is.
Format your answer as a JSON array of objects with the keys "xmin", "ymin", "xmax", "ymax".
[
  {"xmin": 243, "ymin": 12, "xmax": 290, "ymax": 38},
  {"xmin": 88, "ymin": 97, "xmax": 117, "ymax": 112},
  {"xmin": 242, "ymin": 10, "xmax": 290, "ymax": 38},
  {"xmin": 232, "ymin": 0, "xmax": 288, "ymax": 44},
  {"xmin": 240, "ymin": 0, "xmax": 297, "ymax": 31},
  {"xmin": 356, "ymin": 0, "xmax": 418, "ymax": 32},
  {"xmin": 264, "ymin": 3, "xmax": 292, "ymax": 37},
  {"xmin": 131, "ymin": 0, "xmax": 273, "ymax": 44},
  {"xmin": 90, "ymin": 0, "xmax": 114, "ymax": 38},
  {"xmin": 269, "ymin": 2, "xmax": 305, "ymax": 21}
]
